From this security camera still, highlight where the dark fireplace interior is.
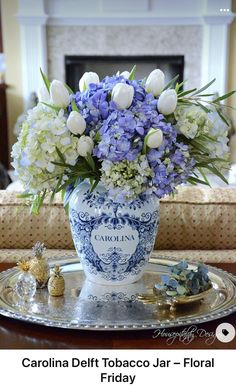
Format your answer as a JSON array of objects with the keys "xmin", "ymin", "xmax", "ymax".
[{"xmin": 65, "ymin": 55, "xmax": 184, "ymax": 91}]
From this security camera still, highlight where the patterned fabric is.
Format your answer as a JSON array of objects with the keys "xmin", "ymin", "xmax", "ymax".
[
  {"xmin": 0, "ymin": 249, "xmax": 235, "ymax": 263},
  {"xmin": 151, "ymin": 250, "xmax": 236, "ymax": 263},
  {"xmin": 1, "ymin": 186, "xmax": 236, "ymax": 254},
  {"xmin": 0, "ymin": 249, "xmax": 77, "ymax": 263},
  {"xmin": 0, "ymin": 192, "xmax": 73, "ymax": 249},
  {"xmin": 156, "ymin": 187, "xmax": 236, "ymax": 250}
]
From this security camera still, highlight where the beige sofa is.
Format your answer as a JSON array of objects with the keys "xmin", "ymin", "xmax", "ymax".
[{"xmin": 0, "ymin": 187, "xmax": 236, "ymax": 263}]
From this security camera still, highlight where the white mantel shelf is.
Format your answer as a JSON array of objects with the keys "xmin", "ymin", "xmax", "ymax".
[
  {"xmin": 45, "ymin": 15, "xmax": 235, "ymax": 26},
  {"xmin": 17, "ymin": 0, "xmax": 235, "ymax": 105}
]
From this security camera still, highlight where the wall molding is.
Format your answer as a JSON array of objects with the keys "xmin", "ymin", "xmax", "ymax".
[
  {"xmin": 17, "ymin": 15, "xmax": 48, "ymax": 25},
  {"xmin": 17, "ymin": 0, "xmax": 235, "ymax": 104}
]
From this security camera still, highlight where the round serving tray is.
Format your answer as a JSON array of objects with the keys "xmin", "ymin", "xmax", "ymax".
[{"xmin": 0, "ymin": 256, "xmax": 236, "ymax": 331}]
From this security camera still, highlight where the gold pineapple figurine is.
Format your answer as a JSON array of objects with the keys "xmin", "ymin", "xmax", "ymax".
[
  {"xmin": 29, "ymin": 241, "xmax": 49, "ymax": 288},
  {"xmin": 48, "ymin": 265, "xmax": 65, "ymax": 297}
]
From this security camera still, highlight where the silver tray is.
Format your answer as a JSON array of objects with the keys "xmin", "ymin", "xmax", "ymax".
[{"xmin": 0, "ymin": 257, "xmax": 236, "ymax": 331}]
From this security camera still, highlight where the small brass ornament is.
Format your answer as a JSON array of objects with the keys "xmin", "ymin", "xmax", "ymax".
[
  {"xmin": 48, "ymin": 265, "xmax": 65, "ymax": 297},
  {"xmin": 29, "ymin": 241, "xmax": 50, "ymax": 288}
]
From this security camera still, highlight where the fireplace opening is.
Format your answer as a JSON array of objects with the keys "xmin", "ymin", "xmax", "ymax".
[{"xmin": 65, "ymin": 55, "xmax": 184, "ymax": 91}]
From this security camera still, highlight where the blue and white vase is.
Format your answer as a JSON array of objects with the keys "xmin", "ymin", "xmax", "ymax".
[{"xmin": 69, "ymin": 181, "xmax": 159, "ymax": 285}]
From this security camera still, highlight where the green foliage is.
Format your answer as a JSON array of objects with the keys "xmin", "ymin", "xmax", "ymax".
[
  {"xmin": 42, "ymin": 102, "xmax": 60, "ymax": 112},
  {"xmin": 40, "ymin": 68, "xmax": 50, "ymax": 93},
  {"xmin": 128, "ymin": 65, "xmax": 136, "ymax": 80},
  {"xmin": 71, "ymin": 99, "xmax": 79, "ymax": 112},
  {"xmin": 163, "ymin": 74, "xmax": 179, "ymax": 90}
]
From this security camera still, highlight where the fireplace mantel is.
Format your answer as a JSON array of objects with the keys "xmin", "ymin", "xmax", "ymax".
[{"xmin": 17, "ymin": 0, "xmax": 235, "ymax": 106}]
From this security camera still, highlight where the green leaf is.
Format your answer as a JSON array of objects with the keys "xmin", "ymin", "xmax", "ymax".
[
  {"xmin": 188, "ymin": 176, "xmax": 209, "ymax": 186},
  {"xmin": 188, "ymin": 179, "xmax": 197, "ymax": 186},
  {"xmin": 61, "ymin": 188, "xmax": 66, "ymax": 201},
  {"xmin": 175, "ymin": 80, "xmax": 188, "ymax": 93},
  {"xmin": 90, "ymin": 178, "xmax": 100, "ymax": 193},
  {"xmin": 30, "ymin": 190, "xmax": 47, "ymax": 215},
  {"xmin": 177, "ymin": 99, "xmax": 192, "ymax": 106},
  {"xmin": 55, "ymin": 147, "xmax": 66, "ymax": 163},
  {"xmin": 196, "ymin": 101, "xmax": 211, "ymax": 113},
  {"xmin": 71, "ymin": 99, "xmax": 79, "ymax": 112},
  {"xmin": 51, "ymin": 161, "xmax": 74, "ymax": 169},
  {"xmin": 65, "ymin": 84, "xmax": 74, "ymax": 95},
  {"xmin": 163, "ymin": 74, "xmax": 179, "ymax": 91},
  {"xmin": 94, "ymin": 131, "xmax": 101, "ymax": 143},
  {"xmin": 70, "ymin": 171, "xmax": 95, "ymax": 177},
  {"xmin": 128, "ymin": 65, "xmax": 136, "ymax": 80},
  {"xmin": 178, "ymin": 88, "xmax": 197, "ymax": 98},
  {"xmin": 40, "ymin": 68, "xmax": 50, "ymax": 93},
  {"xmin": 216, "ymin": 108, "xmax": 230, "ymax": 126},
  {"xmin": 64, "ymin": 203, "xmax": 69, "ymax": 215},
  {"xmin": 191, "ymin": 140, "xmax": 210, "ymax": 154},
  {"xmin": 56, "ymin": 178, "xmax": 76, "ymax": 193},
  {"xmin": 85, "ymin": 153, "xmax": 96, "ymax": 171},
  {"xmin": 141, "ymin": 77, "xmax": 147, "ymax": 87},
  {"xmin": 213, "ymin": 90, "xmax": 236, "ymax": 103},
  {"xmin": 191, "ymin": 78, "xmax": 216, "ymax": 96},
  {"xmin": 50, "ymin": 176, "xmax": 62, "ymax": 204},
  {"xmin": 17, "ymin": 193, "xmax": 34, "ymax": 198},
  {"xmin": 42, "ymin": 102, "xmax": 60, "ymax": 112},
  {"xmin": 196, "ymin": 158, "xmax": 228, "ymax": 167},
  {"xmin": 197, "ymin": 93, "xmax": 216, "ymax": 97},
  {"xmin": 200, "ymin": 133, "xmax": 217, "ymax": 142},
  {"xmin": 203, "ymin": 165, "xmax": 228, "ymax": 184},
  {"xmin": 197, "ymin": 167, "xmax": 211, "ymax": 186}
]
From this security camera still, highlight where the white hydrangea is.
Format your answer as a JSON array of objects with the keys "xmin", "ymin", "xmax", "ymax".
[
  {"xmin": 101, "ymin": 155, "xmax": 154, "ymax": 201},
  {"xmin": 11, "ymin": 103, "xmax": 78, "ymax": 193},
  {"xmin": 207, "ymin": 110, "xmax": 229, "ymax": 159},
  {"xmin": 175, "ymin": 105, "xmax": 213, "ymax": 139}
]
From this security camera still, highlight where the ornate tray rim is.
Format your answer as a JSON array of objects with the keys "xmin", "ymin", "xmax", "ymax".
[{"xmin": 0, "ymin": 256, "xmax": 236, "ymax": 331}]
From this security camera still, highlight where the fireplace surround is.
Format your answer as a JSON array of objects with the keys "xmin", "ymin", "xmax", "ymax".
[
  {"xmin": 16, "ymin": 0, "xmax": 235, "ymax": 107},
  {"xmin": 65, "ymin": 55, "xmax": 184, "ymax": 91}
]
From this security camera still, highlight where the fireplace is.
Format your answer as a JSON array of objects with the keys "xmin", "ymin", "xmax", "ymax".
[{"xmin": 65, "ymin": 55, "xmax": 184, "ymax": 91}]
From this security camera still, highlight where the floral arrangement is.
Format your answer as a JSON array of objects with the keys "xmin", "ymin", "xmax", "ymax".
[
  {"xmin": 12, "ymin": 66, "xmax": 235, "ymax": 213},
  {"xmin": 155, "ymin": 261, "xmax": 212, "ymax": 297}
]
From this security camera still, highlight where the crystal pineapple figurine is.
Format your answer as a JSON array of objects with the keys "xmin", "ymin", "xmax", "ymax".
[
  {"xmin": 15, "ymin": 260, "xmax": 36, "ymax": 302},
  {"xmin": 30, "ymin": 241, "xmax": 50, "ymax": 288}
]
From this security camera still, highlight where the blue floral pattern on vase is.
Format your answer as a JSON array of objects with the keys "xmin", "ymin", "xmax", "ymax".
[{"xmin": 69, "ymin": 181, "xmax": 159, "ymax": 285}]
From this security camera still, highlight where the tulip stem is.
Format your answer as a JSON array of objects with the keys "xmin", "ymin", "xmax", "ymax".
[{"xmin": 142, "ymin": 135, "xmax": 150, "ymax": 155}]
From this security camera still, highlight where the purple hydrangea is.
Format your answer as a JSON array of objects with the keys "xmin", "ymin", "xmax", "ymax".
[
  {"xmin": 93, "ymin": 110, "xmax": 143, "ymax": 162},
  {"xmin": 67, "ymin": 73, "xmax": 195, "ymax": 200}
]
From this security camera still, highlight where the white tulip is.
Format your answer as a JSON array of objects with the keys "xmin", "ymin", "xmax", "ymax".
[
  {"xmin": 111, "ymin": 83, "xmax": 134, "ymax": 110},
  {"xmin": 79, "ymin": 72, "xmax": 99, "ymax": 92},
  {"xmin": 77, "ymin": 135, "xmax": 94, "ymax": 157},
  {"xmin": 120, "ymin": 70, "xmax": 130, "ymax": 79},
  {"xmin": 157, "ymin": 89, "xmax": 178, "ymax": 115},
  {"xmin": 145, "ymin": 69, "xmax": 165, "ymax": 96},
  {"xmin": 50, "ymin": 80, "xmax": 70, "ymax": 108},
  {"xmin": 146, "ymin": 128, "xmax": 163, "ymax": 149},
  {"xmin": 38, "ymin": 84, "xmax": 50, "ymax": 103},
  {"xmin": 67, "ymin": 111, "xmax": 86, "ymax": 135}
]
